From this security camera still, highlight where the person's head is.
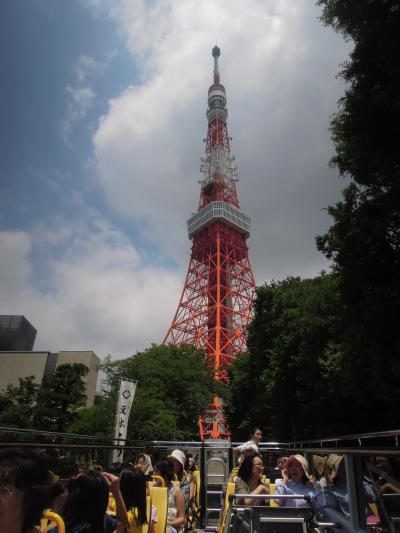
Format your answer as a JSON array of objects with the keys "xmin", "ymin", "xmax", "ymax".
[
  {"xmin": 325, "ymin": 454, "xmax": 345, "ymax": 485},
  {"xmin": 108, "ymin": 461, "xmax": 123, "ymax": 475},
  {"xmin": 277, "ymin": 456, "xmax": 289, "ymax": 471},
  {"xmin": 120, "ymin": 468, "xmax": 147, "ymax": 524},
  {"xmin": 168, "ymin": 450, "xmax": 186, "ymax": 477},
  {"xmin": 136, "ymin": 453, "xmax": 153, "ymax": 476},
  {"xmin": 185, "ymin": 456, "xmax": 197, "ymax": 472},
  {"xmin": 250, "ymin": 427, "xmax": 263, "ymax": 444},
  {"xmin": 285, "ymin": 455, "xmax": 310, "ymax": 485},
  {"xmin": 327, "ymin": 455, "xmax": 346, "ymax": 485},
  {"xmin": 237, "ymin": 451, "xmax": 263, "ymax": 483},
  {"xmin": 0, "ymin": 448, "xmax": 53, "ymax": 533},
  {"xmin": 155, "ymin": 458, "xmax": 175, "ymax": 485},
  {"xmin": 61, "ymin": 469, "xmax": 109, "ymax": 531}
]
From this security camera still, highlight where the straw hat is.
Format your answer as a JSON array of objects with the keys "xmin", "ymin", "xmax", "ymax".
[
  {"xmin": 326, "ymin": 454, "xmax": 344, "ymax": 480},
  {"xmin": 312, "ymin": 455, "xmax": 327, "ymax": 477},
  {"xmin": 286, "ymin": 454, "xmax": 310, "ymax": 478}
]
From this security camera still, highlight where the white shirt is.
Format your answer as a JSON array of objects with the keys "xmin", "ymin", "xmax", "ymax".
[{"xmin": 237, "ymin": 439, "xmax": 259, "ymax": 454}]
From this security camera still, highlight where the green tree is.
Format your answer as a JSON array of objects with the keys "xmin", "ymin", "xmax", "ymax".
[
  {"xmin": 316, "ymin": 0, "xmax": 400, "ymax": 429},
  {"xmin": 34, "ymin": 363, "xmax": 89, "ymax": 432},
  {"xmin": 226, "ymin": 274, "xmax": 347, "ymax": 441},
  {"xmin": 118, "ymin": 344, "xmax": 217, "ymax": 440},
  {"xmin": 69, "ymin": 395, "xmax": 115, "ymax": 437},
  {"xmin": 0, "ymin": 376, "xmax": 40, "ymax": 428},
  {"xmin": 72, "ymin": 344, "xmax": 217, "ymax": 441}
]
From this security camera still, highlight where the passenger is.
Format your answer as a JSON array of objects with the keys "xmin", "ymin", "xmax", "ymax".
[
  {"xmin": 184, "ymin": 457, "xmax": 197, "ymax": 505},
  {"xmin": 184, "ymin": 456, "xmax": 198, "ymax": 527},
  {"xmin": 47, "ymin": 469, "xmax": 129, "ymax": 532},
  {"xmin": 168, "ymin": 450, "xmax": 190, "ymax": 515},
  {"xmin": 316, "ymin": 455, "xmax": 377, "ymax": 530},
  {"xmin": 276, "ymin": 456, "xmax": 289, "ymax": 473},
  {"xmin": 120, "ymin": 468, "xmax": 157, "ymax": 533},
  {"xmin": 187, "ymin": 455, "xmax": 198, "ymax": 472},
  {"xmin": 235, "ymin": 451, "xmax": 270, "ymax": 506},
  {"xmin": 136, "ymin": 453, "xmax": 153, "ymax": 477},
  {"xmin": 274, "ymin": 454, "xmax": 317, "ymax": 508},
  {"xmin": 233, "ymin": 427, "xmax": 263, "ymax": 463},
  {"xmin": 0, "ymin": 448, "xmax": 53, "ymax": 533},
  {"xmin": 155, "ymin": 459, "xmax": 185, "ymax": 533},
  {"xmin": 274, "ymin": 456, "xmax": 289, "ymax": 485},
  {"xmin": 370, "ymin": 456, "xmax": 400, "ymax": 521}
]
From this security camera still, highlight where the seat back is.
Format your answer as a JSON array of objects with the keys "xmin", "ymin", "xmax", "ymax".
[
  {"xmin": 193, "ymin": 469, "xmax": 201, "ymax": 508},
  {"xmin": 126, "ymin": 496, "xmax": 151, "ymax": 533},
  {"xmin": 150, "ymin": 486, "xmax": 168, "ymax": 533},
  {"xmin": 269, "ymin": 484, "xmax": 278, "ymax": 507},
  {"xmin": 228, "ymin": 467, "xmax": 239, "ymax": 483},
  {"xmin": 151, "ymin": 474, "xmax": 166, "ymax": 487},
  {"xmin": 40, "ymin": 510, "xmax": 65, "ymax": 533},
  {"xmin": 107, "ymin": 492, "xmax": 116, "ymax": 514},
  {"xmin": 218, "ymin": 482, "xmax": 236, "ymax": 533}
]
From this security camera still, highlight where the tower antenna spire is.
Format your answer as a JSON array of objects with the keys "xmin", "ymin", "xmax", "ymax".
[{"xmin": 212, "ymin": 44, "xmax": 221, "ymax": 84}]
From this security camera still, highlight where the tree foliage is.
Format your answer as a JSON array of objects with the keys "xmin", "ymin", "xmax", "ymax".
[
  {"xmin": 0, "ymin": 365, "xmax": 89, "ymax": 434},
  {"xmin": 0, "ymin": 376, "xmax": 40, "ymax": 428},
  {"xmin": 73, "ymin": 344, "xmax": 218, "ymax": 441},
  {"xmin": 34, "ymin": 363, "xmax": 89, "ymax": 432},
  {"xmin": 315, "ymin": 0, "xmax": 400, "ymax": 429},
  {"xmin": 226, "ymin": 274, "xmax": 348, "ymax": 441}
]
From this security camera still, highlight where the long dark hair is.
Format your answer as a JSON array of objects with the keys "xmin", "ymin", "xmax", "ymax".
[
  {"xmin": 120, "ymin": 468, "xmax": 148, "ymax": 525},
  {"xmin": 61, "ymin": 469, "xmax": 109, "ymax": 531},
  {"xmin": 237, "ymin": 451, "xmax": 261, "ymax": 483},
  {"xmin": 0, "ymin": 448, "xmax": 53, "ymax": 533},
  {"xmin": 154, "ymin": 458, "xmax": 175, "ymax": 485}
]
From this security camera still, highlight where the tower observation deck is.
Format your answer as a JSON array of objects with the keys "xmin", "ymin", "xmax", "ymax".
[{"xmin": 164, "ymin": 46, "xmax": 256, "ymax": 440}]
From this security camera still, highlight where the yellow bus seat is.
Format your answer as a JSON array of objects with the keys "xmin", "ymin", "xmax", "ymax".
[
  {"xmin": 369, "ymin": 502, "xmax": 380, "ymax": 518},
  {"xmin": 151, "ymin": 475, "xmax": 166, "ymax": 487},
  {"xmin": 126, "ymin": 496, "xmax": 151, "ymax": 533},
  {"xmin": 218, "ymin": 482, "xmax": 235, "ymax": 533},
  {"xmin": 228, "ymin": 467, "xmax": 239, "ymax": 483},
  {"xmin": 107, "ymin": 492, "xmax": 116, "ymax": 514},
  {"xmin": 193, "ymin": 469, "xmax": 201, "ymax": 508},
  {"xmin": 40, "ymin": 510, "xmax": 65, "ymax": 533},
  {"xmin": 150, "ymin": 486, "xmax": 168, "ymax": 533},
  {"xmin": 270, "ymin": 484, "xmax": 278, "ymax": 507}
]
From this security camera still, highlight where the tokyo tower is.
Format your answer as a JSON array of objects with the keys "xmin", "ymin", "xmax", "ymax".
[{"xmin": 164, "ymin": 46, "xmax": 256, "ymax": 440}]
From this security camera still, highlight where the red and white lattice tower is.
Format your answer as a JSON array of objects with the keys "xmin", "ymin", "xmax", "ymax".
[{"xmin": 164, "ymin": 46, "xmax": 256, "ymax": 440}]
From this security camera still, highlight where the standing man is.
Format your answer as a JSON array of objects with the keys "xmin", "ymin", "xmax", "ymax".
[{"xmin": 233, "ymin": 427, "xmax": 263, "ymax": 462}]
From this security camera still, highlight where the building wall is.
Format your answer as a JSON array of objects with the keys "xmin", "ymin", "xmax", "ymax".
[
  {"xmin": 0, "ymin": 352, "xmax": 48, "ymax": 391},
  {"xmin": 0, "ymin": 350, "xmax": 99, "ymax": 407}
]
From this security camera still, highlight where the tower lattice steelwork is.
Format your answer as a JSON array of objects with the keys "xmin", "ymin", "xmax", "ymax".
[{"xmin": 164, "ymin": 46, "xmax": 256, "ymax": 440}]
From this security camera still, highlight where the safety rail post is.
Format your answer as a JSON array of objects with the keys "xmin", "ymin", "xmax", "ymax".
[
  {"xmin": 228, "ymin": 445, "xmax": 233, "ymax": 475},
  {"xmin": 200, "ymin": 440, "xmax": 206, "ymax": 528},
  {"xmin": 345, "ymin": 453, "xmax": 367, "ymax": 532}
]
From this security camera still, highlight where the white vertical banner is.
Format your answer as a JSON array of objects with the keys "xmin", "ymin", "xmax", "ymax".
[{"xmin": 111, "ymin": 379, "xmax": 137, "ymax": 464}]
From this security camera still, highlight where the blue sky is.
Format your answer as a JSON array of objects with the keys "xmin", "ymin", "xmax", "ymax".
[{"xmin": 0, "ymin": 0, "xmax": 350, "ymax": 359}]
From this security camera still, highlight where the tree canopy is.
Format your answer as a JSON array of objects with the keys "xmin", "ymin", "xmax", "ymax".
[
  {"xmin": 0, "ymin": 364, "xmax": 88, "ymax": 433},
  {"xmin": 226, "ymin": 1, "xmax": 400, "ymax": 440},
  {"xmin": 315, "ymin": 0, "xmax": 400, "ymax": 429},
  {"xmin": 226, "ymin": 274, "xmax": 349, "ymax": 441},
  {"xmin": 73, "ymin": 343, "xmax": 218, "ymax": 440}
]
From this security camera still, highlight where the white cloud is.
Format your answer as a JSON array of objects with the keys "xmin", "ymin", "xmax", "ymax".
[
  {"xmin": 61, "ymin": 86, "xmax": 95, "ymax": 144},
  {"xmin": 92, "ymin": 0, "xmax": 350, "ymax": 284},
  {"xmin": 0, "ymin": 223, "xmax": 181, "ymax": 359},
  {"xmin": 73, "ymin": 54, "xmax": 105, "ymax": 83}
]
